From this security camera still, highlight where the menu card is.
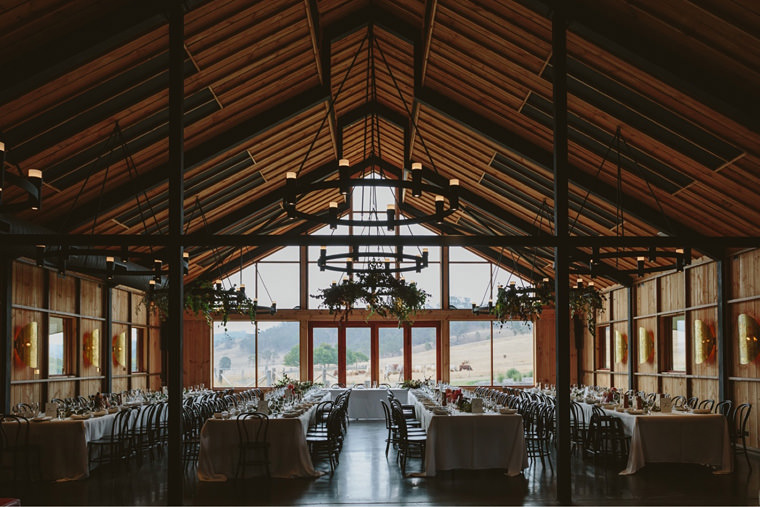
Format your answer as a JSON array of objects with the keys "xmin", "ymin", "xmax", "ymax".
[
  {"xmin": 257, "ymin": 398, "xmax": 269, "ymax": 415},
  {"xmin": 660, "ymin": 397, "xmax": 672, "ymax": 413},
  {"xmin": 470, "ymin": 398, "xmax": 483, "ymax": 413},
  {"xmin": 45, "ymin": 402, "xmax": 58, "ymax": 418}
]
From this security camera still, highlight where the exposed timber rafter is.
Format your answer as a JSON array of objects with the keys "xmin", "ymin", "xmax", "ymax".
[
  {"xmin": 55, "ymin": 86, "xmax": 330, "ymax": 232},
  {"xmin": 415, "ymin": 86, "xmax": 721, "ymax": 260}
]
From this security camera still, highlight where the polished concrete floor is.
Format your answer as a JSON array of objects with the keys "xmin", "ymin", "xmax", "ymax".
[{"xmin": 2, "ymin": 420, "xmax": 758, "ymax": 505}]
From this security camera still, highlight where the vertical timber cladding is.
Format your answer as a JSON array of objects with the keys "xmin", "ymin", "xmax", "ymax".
[
  {"xmin": 533, "ymin": 309, "xmax": 580, "ymax": 386},
  {"xmin": 183, "ymin": 312, "xmax": 212, "ymax": 388},
  {"xmin": 730, "ymin": 249, "xmax": 760, "ymax": 450},
  {"xmin": 7, "ymin": 260, "xmax": 162, "ymax": 406}
]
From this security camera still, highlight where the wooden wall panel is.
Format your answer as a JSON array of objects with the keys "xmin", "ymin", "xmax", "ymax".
[
  {"xmin": 80, "ymin": 279, "xmax": 102, "ymax": 317},
  {"xmin": 49, "ymin": 274, "xmax": 77, "ymax": 314},
  {"xmin": 183, "ymin": 313, "xmax": 212, "ymax": 388},
  {"xmin": 636, "ymin": 375, "xmax": 658, "ymax": 394},
  {"xmin": 131, "ymin": 375, "xmax": 147, "ymax": 390},
  {"xmin": 11, "ymin": 384, "xmax": 41, "ymax": 406},
  {"xmin": 636, "ymin": 278, "xmax": 657, "ymax": 316},
  {"xmin": 131, "ymin": 292, "xmax": 147, "ymax": 325},
  {"xmin": 688, "ymin": 261, "xmax": 717, "ymax": 307},
  {"xmin": 596, "ymin": 371, "xmax": 610, "ymax": 388},
  {"xmin": 731, "ymin": 248, "xmax": 760, "ymax": 299},
  {"xmin": 80, "ymin": 379, "xmax": 102, "ymax": 397},
  {"xmin": 112, "ymin": 288, "xmax": 129, "ymax": 322},
  {"xmin": 13, "ymin": 262, "xmax": 45, "ymax": 309},
  {"xmin": 691, "ymin": 378, "xmax": 718, "ymax": 406},
  {"xmin": 732, "ymin": 381, "xmax": 758, "ymax": 449},
  {"xmin": 659, "ymin": 271, "xmax": 684, "ymax": 313},
  {"xmin": 661, "ymin": 375, "xmax": 687, "ymax": 398},
  {"xmin": 112, "ymin": 377, "xmax": 129, "ymax": 393},
  {"xmin": 611, "ymin": 288, "xmax": 628, "ymax": 321},
  {"xmin": 47, "ymin": 380, "xmax": 76, "ymax": 401}
]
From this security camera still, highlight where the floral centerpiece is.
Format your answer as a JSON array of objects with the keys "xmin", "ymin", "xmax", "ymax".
[{"xmin": 274, "ymin": 374, "xmax": 315, "ymax": 396}]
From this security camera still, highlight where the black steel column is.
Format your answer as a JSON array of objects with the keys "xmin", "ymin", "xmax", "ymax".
[
  {"xmin": 167, "ymin": 0, "xmax": 185, "ymax": 504},
  {"xmin": 628, "ymin": 285, "xmax": 635, "ymax": 390},
  {"xmin": 717, "ymin": 257, "xmax": 729, "ymax": 402},
  {"xmin": 552, "ymin": 4, "xmax": 571, "ymax": 504},
  {"xmin": 1, "ymin": 257, "xmax": 12, "ymax": 414},
  {"xmin": 103, "ymin": 284, "xmax": 113, "ymax": 394}
]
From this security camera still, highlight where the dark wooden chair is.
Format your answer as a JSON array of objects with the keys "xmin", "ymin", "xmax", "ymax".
[{"xmin": 235, "ymin": 412, "xmax": 270, "ymax": 479}]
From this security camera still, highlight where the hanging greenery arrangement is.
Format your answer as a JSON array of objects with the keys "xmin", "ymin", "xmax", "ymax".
[
  {"xmin": 312, "ymin": 265, "xmax": 429, "ymax": 326},
  {"xmin": 142, "ymin": 280, "xmax": 270, "ymax": 327},
  {"xmin": 570, "ymin": 285, "xmax": 606, "ymax": 335},
  {"xmin": 491, "ymin": 284, "xmax": 545, "ymax": 324}
]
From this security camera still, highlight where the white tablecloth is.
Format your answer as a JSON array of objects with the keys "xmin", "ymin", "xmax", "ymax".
[
  {"xmin": 328, "ymin": 388, "xmax": 408, "ymax": 419},
  {"xmin": 408, "ymin": 391, "xmax": 528, "ymax": 476},
  {"xmin": 2, "ymin": 411, "xmax": 119, "ymax": 482},
  {"xmin": 197, "ymin": 405, "xmax": 322, "ymax": 481},
  {"xmin": 577, "ymin": 402, "xmax": 732, "ymax": 474},
  {"xmin": 621, "ymin": 412, "xmax": 732, "ymax": 475}
]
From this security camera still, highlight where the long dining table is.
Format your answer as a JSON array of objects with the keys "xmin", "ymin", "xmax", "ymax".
[
  {"xmin": 328, "ymin": 387, "xmax": 408, "ymax": 419},
  {"xmin": 578, "ymin": 402, "xmax": 732, "ymax": 475},
  {"xmin": 408, "ymin": 390, "xmax": 528, "ymax": 477},
  {"xmin": 197, "ymin": 394, "xmax": 329, "ymax": 481},
  {"xmin": 2, "ymin": 408, "xmax": 126, "ymax": 481}
]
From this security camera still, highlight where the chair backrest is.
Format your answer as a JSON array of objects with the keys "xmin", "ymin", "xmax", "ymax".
[
  {"xmin": 732, "ymin": 403, "xmax": 752, "ymax": 437},
  {"xmin": 697, "ymin": 399, "xmax": 715, "ymax": 411},
  {"xmin": 0, "ymin": 415, "xmax": 29, "ymax": 450},
  {"xmin": 390, "ymin": 405, "xmax": 409, "ymax": 442},
  {"xmin": 714, "ymin": 399, "xmax": 733, "ymax": 417},
  {"xmin": 380, "ymin": 400, "xmax": 393, "ymax": 430},
  {"xmin": 236, "ymin": 412, "xmax": 269, "ymax": 445},
  {"xmin": 686, "ymin": 397, "xmax": 699, "ymax": 410}
]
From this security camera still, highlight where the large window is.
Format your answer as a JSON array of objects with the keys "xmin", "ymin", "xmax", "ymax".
[
  {"xmin": 312, "ymin": 327, "xmax": 339, "ymax": 386},
  {"xmin": 213, "ymin": 320, "xmax": 299, "ymax": 388},
  {"xmin": 493, "ymin": 322, "xmax": 533, "ymax": 386},
  {"xmin": 598, "ymin": 325, "xmax": 611, "ymax": 370},
  {"xmin": 411, "ymin": 326, "xmax": 436, "ymax": 381},
  {"xmin": 258, "ymin": 321, "xmax": 299, "ymax": 386},
  {"xmin": 663, "ymin": 315, "xmax": 686, "ymax": 372},
  {"xmin": 130, "ymin": 327, "xmax": 144, "ymax": 373},
  {"xmin": 449, "ymin": 321, "xmax": 491, "ymax": 385},
  {"xmin": 449, "ymin": 320, "xmax": 534, "ymax": 386},
  {"xmin": 213, "ymin": 321, "xmax": 256, "ymax": 388},
  {"xmin": 48, "ymin": 316, "xmax": 73, "ymax": 376},
  {"xmin": 379, "ymin": 327, "xmax": 404, "ymax": 383},
  {"xmin": 224, "ymin": 246, "xmax": 300, "ymax": 310},
  {"xmin": 345, "ymin": 327, "xmax": 371, "ymax": 386},
  {"xmin": 449, "ymin": 247, "xmax": 491, "ymax": 309}
]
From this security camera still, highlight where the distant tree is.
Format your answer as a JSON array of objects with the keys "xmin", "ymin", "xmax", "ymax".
[
  {"xmin": 505, "ymin": 367, "xmax": 522, "ymax": 381},
  {"xmin": 346, "ymin": 349, "xmax": 368, "ymax": 367},
  {"xmin": 283, "ymin": 345, "xmax": 300, "ymax": 367},
  {"xmin": 313, "ymin": 343, "xmax": 338, "ymax": 366},
  {"xmin": 219, "ymin": 356, "xmax": 232, "ymax": 369}
]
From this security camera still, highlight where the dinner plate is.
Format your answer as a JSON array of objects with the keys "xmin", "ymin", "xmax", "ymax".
[
  {"xmin": 626, "ymin": 409, "xmax": 645, "ymax": 415},
  {"xmin": 499, "ymin": 408, "xmax": 518, "ymax": 415},
  {"xmin": 691, "ymin": 408, "xmax": 711, "ymax": 414},
  {"xmin": 70, "ymin": 413, "xmax": 92, "ymax": 420},
  {"xmin": 32, "ymin": 416, "xmax": 52, "ymax": 422}
]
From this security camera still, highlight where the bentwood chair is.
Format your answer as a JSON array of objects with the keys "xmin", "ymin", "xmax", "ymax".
[
  {"xmin": 391, "ymin": 404, "xmax": 426, "ymax": 476},
  {"xmin": 235, "ymin": 412, "xmax": 270, "ymax": 479},
  {"xmin": 697, "ymin": 399, "xmax": 715, "ymax": 411},
  {"xmin": 731, "ymin": 403, "xmax": 752, "ymax": 470},
  {"xmin": 714, "ymin": 399, "xmax": 733, "ymax": 418},
  {"xmin": 0, "ymin": 414, "xmax": 40, "ymax": 482}
]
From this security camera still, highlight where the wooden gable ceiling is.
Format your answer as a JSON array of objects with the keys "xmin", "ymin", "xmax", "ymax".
[{"xmin": 1, "ymin": 0, "xmax": 759, "ymax": 289}]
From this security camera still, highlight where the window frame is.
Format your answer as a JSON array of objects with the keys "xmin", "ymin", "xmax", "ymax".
[
  {"xmin": 47, "ymin": 315, "xmax": 75, "ymax": 377},
  {"xmin": 661, "ymin": 314, "xmax": 687, "ymax": 373}
]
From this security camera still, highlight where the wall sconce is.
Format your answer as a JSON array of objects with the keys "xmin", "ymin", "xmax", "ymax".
[
  {"xmin": 14, "ymin": 321, "xmax": 38, "ymax": 369},
  {"xmin": 738, "ymin": 314, "xmax": 760, "ymax": 365},
  {"xmin": 113, "ymin": 331, "xmax": 126, "ymax": 367},
  {"xmin": 694, "ymin": 319, "xmax": 715, "ymax": 365},
  {"xmin": 615, "ymin": 330, "xmax": 627, "ymax": 364},
  {"xmin": 638, "ymin": 327, "xmax": 653, "ymax": 364},
  {"xmin": 84, "ymin": 328, "xmax": 100, "ymax": 368}
]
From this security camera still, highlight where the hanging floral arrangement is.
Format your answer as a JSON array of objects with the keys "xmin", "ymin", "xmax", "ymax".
[
  {"xmin": 312, "ymin": 265, "xmax": 429, "ymax": 326},
  {"xmin": 142, "ymin": 280, "xmax": 271, "ymax": 326}
]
